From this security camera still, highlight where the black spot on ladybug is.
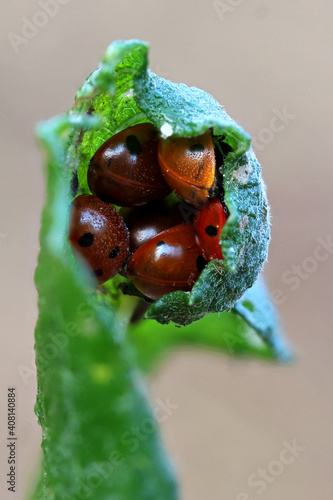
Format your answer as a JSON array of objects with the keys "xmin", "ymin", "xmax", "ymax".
[
  {"xmin": 126, "ymin": 135, "xmax": 142, "ymax": 156},
  {"xmin": 196, "ymin": 255, "xmax": 206, "ymax": 272},
  {"xmin": 71, "ymin": 171, "xmax": 79, "ymax": 197},
  {"xmin": 94, "ymin": 269, "xmax": 103, "ymax": 277},
  {"xmin": 78, "ymin": 232, "xmax": 94, "ymax": 247},
  {"xmin": 156, "ymin": 241, "xmax": 165, "ymax": 248},
  {"xmin": 109, "ymin": 246, "xmax": 120, "ymax": 259},
  {"xmin": 205, "ymin": 225, "xmax": 218, "ymax": 237},
  {"xmin": 190, "ymin": 143, "xmax": 204, "ymax": 153}
]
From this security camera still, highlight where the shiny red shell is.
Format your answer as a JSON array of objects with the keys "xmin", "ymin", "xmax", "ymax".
[
  {"xmin": 69, "ymin": 195, "xmax": 129, "ymax": 283},
  {"xmin": 194, "ymin": 198, "xmax": 227, "ymax": 260},
  {"xmin": 157, "ymin": 129, "xmax": 216, "ymax": 208},
  {"xmin": 120, "ymin": 202, "xmax": 184, "ymax": 253},
  {"xmin": 127, "ymin": 223, "xmax": 207, "ymax": 300},
  {"xmin": 88, "ymin": 123, "xmax": 171, "ymax": 207}
]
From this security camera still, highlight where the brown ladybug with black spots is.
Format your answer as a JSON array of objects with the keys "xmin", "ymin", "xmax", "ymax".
[
  {"xmin": 157, "ymin": 129, "xmax": 216, "ymax": 208},
  {"xmin": 126, "ymin": 223, "xmax": 207, "ymax": 300},
  {"xmin": 194, "ymin": 198, "xmax": 227, "ymax": 260},
  {"xmin": 88, "ymin": 123, "xmax": 171, "ymax": 207},
  {"xmin": 69, "ymin": 195, "xmax": 129, "ymax": 283}
]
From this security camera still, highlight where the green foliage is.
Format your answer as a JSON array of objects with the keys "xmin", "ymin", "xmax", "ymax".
[
  {"xmin": 129, "ymin": 276, "xmax": 292, "ymax": 372},
  {"xmin": 33, "ymin": 39, "xmax": 290, "ymax": 499},
  {"xmin": 232, "ymin": 277, "xmax": 292, "ymax": 362},
  {"xmin": 34, "ymin": 115, "xmax": 179, "ymax": 499}
]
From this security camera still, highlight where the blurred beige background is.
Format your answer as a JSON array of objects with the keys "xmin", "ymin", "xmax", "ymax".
[{"xmin": 1, "ymin": 1, "xmax": 332, "ymax": 499}]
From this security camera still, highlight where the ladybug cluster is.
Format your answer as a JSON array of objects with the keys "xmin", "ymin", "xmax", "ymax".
[{"xmin": 69, "ymin": 123, "xmax": 228, "ymax": 300}]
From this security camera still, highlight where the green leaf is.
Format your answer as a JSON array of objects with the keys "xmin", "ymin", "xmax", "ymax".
[
  {"xmin": 232, "ymin": 277, "xmax": 293, "ymax": 362},
  {"xmin": 66, "ymin": 40, "xmax": 149, "ymax": 195},
  {"xmin": 63, "ymin": 38, "xmax": 270, "ymax": 326},
  {"xmin": 134, "ymin": 70, "xmax": 251, "ymax": 150},
  {"xmin": 127, "ymin": 278, "xmax": 292, "ymax": 372},
  {"xmin": 128, "ymin": 309, "xmax": 277, "ymax": 375},
  {"xmin": 34, "ymin": 114, "xmax": 179, "ymax": 499}
]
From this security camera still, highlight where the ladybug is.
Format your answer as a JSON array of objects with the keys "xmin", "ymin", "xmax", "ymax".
[
  {"xmin": 157, "ymin": 129, "xmax": 216, "ymax": 208},
  {"xmin": 69, "ymin": 195, "xmax": 129, "ymax": 283},
  {"xmin": 194, "ymin": 198, "xmax": 227, "ymax": 260},
  {"xmin": 120, "ymin": 201, "xmax": 184, "ymax": 253},
  {"xmin": 127, "ymin": 223, "xmax": 207, "ymax": 300},
  {"xmin": 88, "ymin": 123, "xmax": 171, "ymax": 207}
]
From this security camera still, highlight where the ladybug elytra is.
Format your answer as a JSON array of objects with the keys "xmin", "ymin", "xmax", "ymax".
[
  {"xmin": 88, "ymin": 123, "xmax": 171, "ymax": 207},
  {"xmin": 157, "ymin": 130, "xmax": 216, "ymax": 208},
  {"xmin": 126, "ymin": 224, "xmax": 207, "ymax": 300},
  {"xmin": 194, "ymin": 198, "xmax": 227, "ymax": 261},
  {"xmin": 69, "ymin": 195, "xmax": 129, "ymax": 283}
]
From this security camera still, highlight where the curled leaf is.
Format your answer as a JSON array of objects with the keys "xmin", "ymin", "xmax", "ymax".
[{"xmin": 64, "ymin": 39, "xmax": 270, "ymax": 325}]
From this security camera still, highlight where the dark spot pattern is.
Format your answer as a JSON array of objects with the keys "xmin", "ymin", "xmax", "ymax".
[
  {"xmin": 78, "ymin": 232, "xmax": 94, "ymax": 247},
  {"xmin": 205, "ymin": 225, "xmax": 218, "ymax": 237},
  {"xmin": 196, "ymin": 255, "xmax": 206, "ymax": 272},
  {"xmin": 109, "ymin": 246, "xmax": 120, "ymax": 259},
  {"xmin": 94, "ymin": 269, "xmax": 103, "ymax": 277},
  {"xmin": 189, "ymin": 143, "xmax": 205, "ymax": 153},
  {"xmin": 126, "ymin": 135, "xmax": 142, "ymax": 156}
]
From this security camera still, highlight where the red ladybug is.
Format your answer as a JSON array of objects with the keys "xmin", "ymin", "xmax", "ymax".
[
  {"xmin": 69, "ymin": 195, "xmax": 129, "ymax": 283},
  {"xmin": 120, "ymin": 201, "xmax": 184, "ymax": 253},
  {"xmin": 88, "ymin": 123, "xmax": 171, "ymax": 207},
  {"xmin": 157, "ymin": 129, "xmax": 216, "ymax": 208},
  {"xmin": 194, "ymin": 198, "xmax": 227, "ymax": 260},
  {"xmin": 127, "ymin": 223, "xmax": 207, "ymax": 300}
]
